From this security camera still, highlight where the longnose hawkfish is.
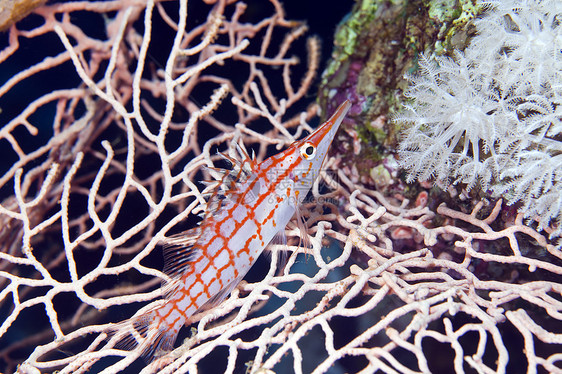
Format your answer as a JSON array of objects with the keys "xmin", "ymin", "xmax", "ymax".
[{"xmin": 114, "ymin": 100, "xmax": 351, "ymax": 358}]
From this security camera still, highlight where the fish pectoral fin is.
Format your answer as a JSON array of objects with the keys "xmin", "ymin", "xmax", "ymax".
[
  {"xmin": 271, "ymin": 229, "xmax": 287, "ymax": 247},
  {"xmin": 196, "ymin": 274, "xmax": 245, "ymax": 313},
  {"xmin": 295, "ymin": 204, "xmax": 312, "ymax": 251},
  {"xmin": 266, "ymin": 229, "xmax": 289, "ymax": 272}
]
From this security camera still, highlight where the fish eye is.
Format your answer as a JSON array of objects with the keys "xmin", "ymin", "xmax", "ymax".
[{"xmin": 300, "ymin": 142, "xmax": 316, "ymax": 160}]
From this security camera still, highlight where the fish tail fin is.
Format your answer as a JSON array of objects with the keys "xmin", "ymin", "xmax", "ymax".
[{"xmin": 108, "ymin": 305, "xmax": 185, "ymax": 360}]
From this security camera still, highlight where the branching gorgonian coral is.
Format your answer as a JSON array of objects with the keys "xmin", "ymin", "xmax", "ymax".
[
  {"xmin": 396, "ymin": 0, "xmax": 562, "ymax": 240},
  {"xmin": 2, "ymin": 1, "xmax": 562, "ymax": 373}
]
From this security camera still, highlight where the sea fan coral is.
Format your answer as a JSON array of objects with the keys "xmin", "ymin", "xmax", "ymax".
[{"xmin": 396, "ymin": 0, "xmax": 562, "ymax": 240}]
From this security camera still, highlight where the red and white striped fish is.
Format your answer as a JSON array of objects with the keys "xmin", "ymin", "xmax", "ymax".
[{"xmin": 116, "ymin": 100, "xmax": 351, "ymax": 358}]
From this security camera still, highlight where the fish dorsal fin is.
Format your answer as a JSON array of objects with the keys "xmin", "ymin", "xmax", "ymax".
[
  {"xmin": 202, "ymin": 142, "xmax": 258, "ymax": 216},
  {"xmin": 161, "ymin": 227, "xmax": 201, "ymax": 280}
]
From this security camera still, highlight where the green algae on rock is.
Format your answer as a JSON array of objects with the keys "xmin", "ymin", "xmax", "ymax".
[{"xmin": 318, "ymin": 0, "xmax": 481, "ymax": 185}]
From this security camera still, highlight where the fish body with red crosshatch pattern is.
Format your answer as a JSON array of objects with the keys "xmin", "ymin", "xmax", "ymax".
[{"xmin": 114, "ymin": 100, "xmax": 351, "ymax": 358}]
